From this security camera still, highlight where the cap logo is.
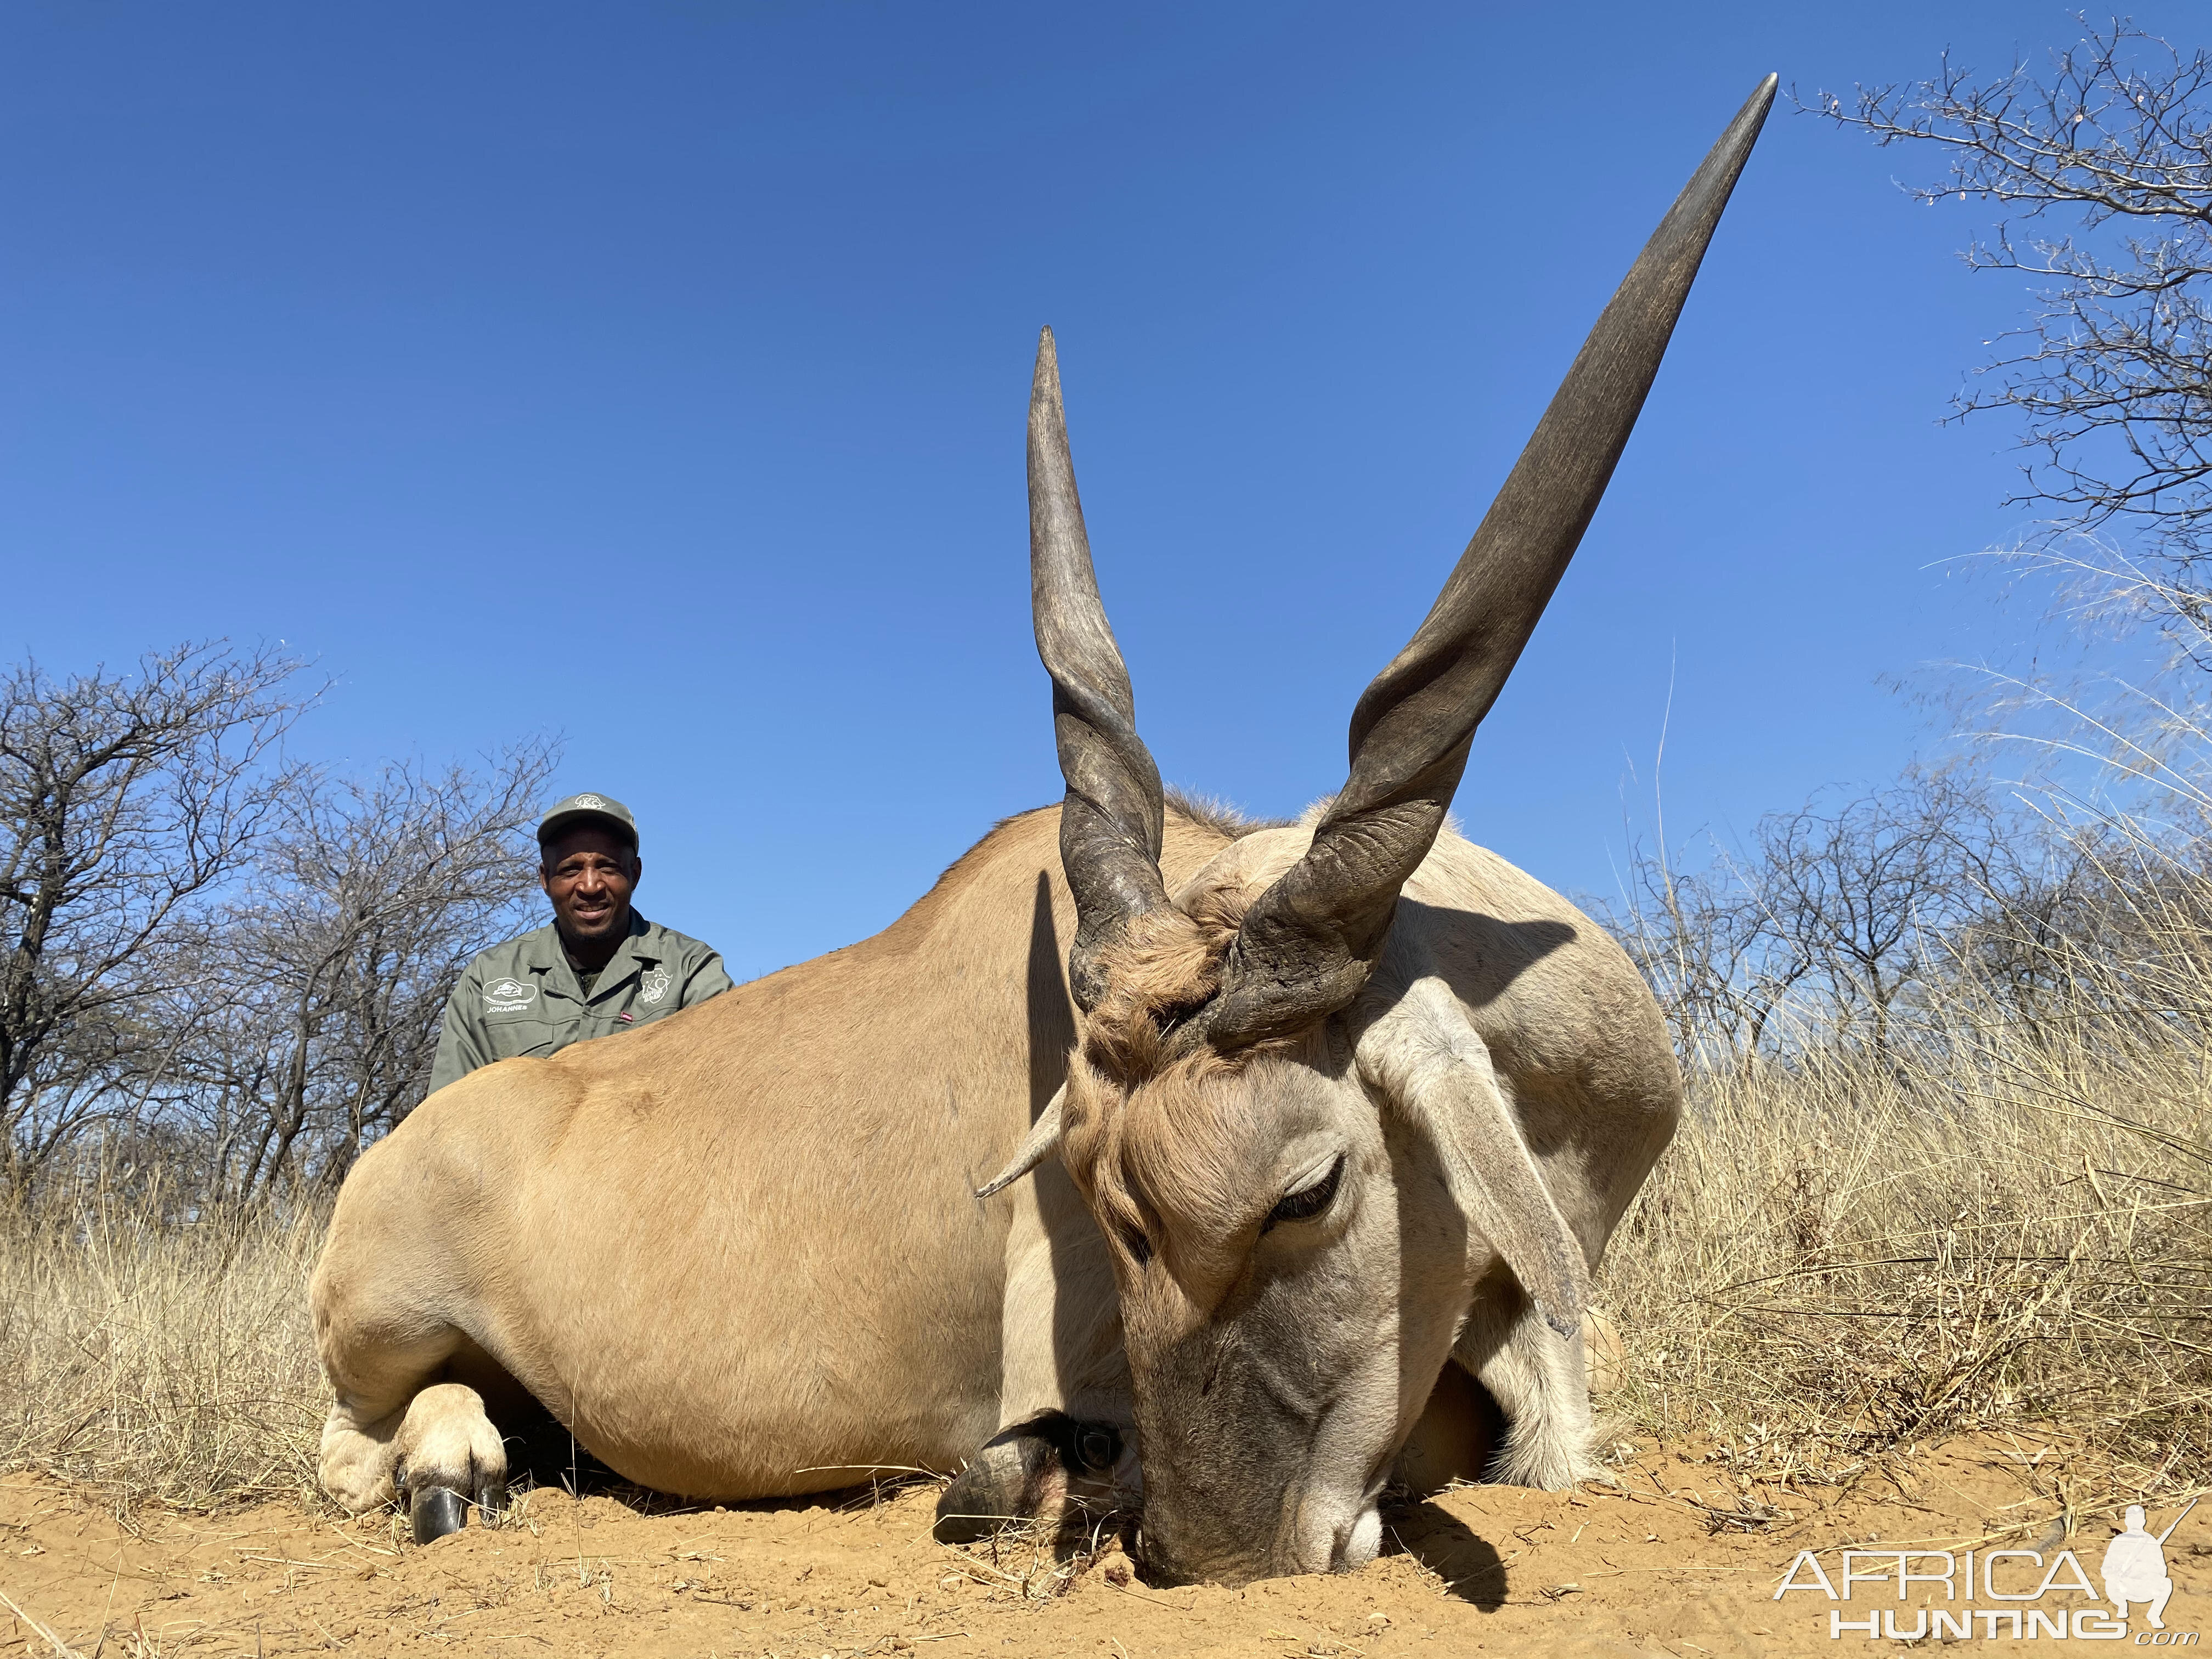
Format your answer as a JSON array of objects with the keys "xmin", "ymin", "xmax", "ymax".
[
  {"xmin": 484, "ymin": 977, "xmax": 539, "ymax": 1014},
  {"xmin": 575, "ymin": 794, "xmax": 608, "ymax": 810}
]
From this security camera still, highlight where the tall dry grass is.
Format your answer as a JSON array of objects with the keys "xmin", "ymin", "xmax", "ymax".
[
  {"xmin": 0, "ymin": 1175, "xmax": 328, "ymax": 1513},
  {"xmin": 5, "ymin": 1038, "xmax": 2205, "ymax": 1516},
  {"xmin": 4, "ymin": 829, "xmax": 2209, "ymax": 1517},
  {"xmin": 1600, "ymin": 832, "xmax": 2212, "ymax": 1497}
]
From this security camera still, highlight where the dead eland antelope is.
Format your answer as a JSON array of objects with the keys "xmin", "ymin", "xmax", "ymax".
[{"xmin": 309, "ymin": 77, "xmax": 1770, "ymax": 1587}]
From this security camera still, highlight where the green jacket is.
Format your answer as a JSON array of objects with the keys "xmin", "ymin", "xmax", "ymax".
[{"xmin": 426, "ymin": 912, "xmax": 733, "ymax": 1096}]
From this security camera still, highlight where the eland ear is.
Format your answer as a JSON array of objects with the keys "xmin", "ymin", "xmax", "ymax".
[
  {"xmin": 975, "ymin": 1087, "xmax": 1066, "ymax": 1199},
  {"xmin": 1355, "ymin": 979, "xmax": 1588, "ymax": 1339}
]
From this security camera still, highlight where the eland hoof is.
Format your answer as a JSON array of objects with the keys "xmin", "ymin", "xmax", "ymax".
[
  {"xmin": 1069, "ymin": 1421, "xmax": 1121, "ymax": 1474},
  {"xmin": 410, "ymin": 1484, "xmax": 469, "ymax": 1544},
  {"xmin": 933, "ymin": 1465, "xmax": 1009, "ymax": 1545}
]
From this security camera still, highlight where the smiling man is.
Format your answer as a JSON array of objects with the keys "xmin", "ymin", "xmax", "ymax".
[{"xmin": 425, "ymin": 792, "xmax": 733, "ymax": 1096}]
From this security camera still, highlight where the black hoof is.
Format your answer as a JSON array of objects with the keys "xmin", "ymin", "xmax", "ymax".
[
  {"xmin": 933, "ymin": 1466, "xmax": 1011, "ymax": 1545},
  {"xmin": 1069, "ymin": 1421, "xmax": 1122, "ymax": 1474},
  {"xmin": 411, "ymin": 1484, "xmax": 468, "ymax": 1544},
  {"xmin": 477, "ymin": 1476, "xmax": 509, "ymax": 1521}
]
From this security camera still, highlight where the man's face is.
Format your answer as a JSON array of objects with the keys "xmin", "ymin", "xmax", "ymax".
[{"xmin": 539, "ymin": 826, "xmax": 641, "ymax": 943}]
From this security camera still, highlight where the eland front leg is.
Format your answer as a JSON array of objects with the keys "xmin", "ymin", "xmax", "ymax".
[
  {"xmin": 315, "ymin": 1340, "xmax": 512, "ymax": 1542},
  {"xmin": 1452, "ymin": 1274, "xmax": 1601, "ymax": 1491},
  {"xmin": 311, "ymin": 1167, "xmax": 513, "ymax": 1542}
]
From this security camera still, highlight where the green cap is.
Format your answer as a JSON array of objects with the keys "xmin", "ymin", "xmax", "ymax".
[{"xmin": 538, "ymin": 792, "xmax": 639, "ymax": 850}]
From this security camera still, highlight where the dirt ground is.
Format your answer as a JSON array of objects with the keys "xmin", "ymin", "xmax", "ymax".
[{"xmin": 3, "ymin": 1435, "xmax": 2203, "ymax": 1658}]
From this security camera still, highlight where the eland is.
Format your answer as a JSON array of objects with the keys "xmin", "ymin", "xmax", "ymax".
[{"xmin": 309, "ymin": 76, "xmax": 1770, "ymax": 1586}]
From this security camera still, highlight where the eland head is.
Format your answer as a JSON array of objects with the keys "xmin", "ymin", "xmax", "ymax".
[{"xmin": 981, "ymin": 77, "xmax": 1773, "ymax": 1585}]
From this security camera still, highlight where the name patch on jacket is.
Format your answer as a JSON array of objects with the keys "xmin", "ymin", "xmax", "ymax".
[{"xmin": 484, "ymin": 977, "xmax": 539, "ymax": 1014}]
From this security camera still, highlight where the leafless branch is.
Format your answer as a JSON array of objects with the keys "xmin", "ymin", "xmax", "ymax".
[
  {"xmin": 0, "ymin": 643, "xmax": 313, "ymax": 1186},
  {"xmin": 1808, "ymin": 17, "xmax": 2212, "ymax": 635}
]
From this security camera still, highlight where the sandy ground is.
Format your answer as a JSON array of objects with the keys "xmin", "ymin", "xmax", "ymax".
[{"xmin": 2, "ymin": 1435, "xmax": 2204, "ymax": 1657}]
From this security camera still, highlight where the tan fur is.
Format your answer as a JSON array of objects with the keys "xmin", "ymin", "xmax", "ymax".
[
  {"xmin": 1062, "ymin": 819, "xmax": 1674, "ymax": 1285},
  {"xmin": 313, "ymin": 802, "xmax": 1678, "ymax": 1570},
  {"xmin": 1035, "ymin": 817, "xmax": 1680, "ymax": 1577},
  {"xmin": 311, "ymin": 805, "xmax": 1234, "ymax": 1506},
  {"xmin": 1159, "ymin": 787, "xmax": 1292, "ymax": 842}
]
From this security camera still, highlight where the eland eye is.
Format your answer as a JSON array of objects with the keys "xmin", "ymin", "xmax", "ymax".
[{"xmin": 1265, "ymin": 1155, "xmax": 1344, "ymax": 1231}]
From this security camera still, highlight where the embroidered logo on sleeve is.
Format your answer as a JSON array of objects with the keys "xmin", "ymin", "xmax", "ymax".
[
  {"xmin": 638, "ymin": 967, "xmax": 672, "ymax": 1006},
  {"xmin": 484, "ymin": 977, "xmax": 539, "ymax": 1014}
]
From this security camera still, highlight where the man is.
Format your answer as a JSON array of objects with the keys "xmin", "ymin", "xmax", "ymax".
[{"xmin": 427, "ymin": 792, "xmax": 733, "ymax": 1094}]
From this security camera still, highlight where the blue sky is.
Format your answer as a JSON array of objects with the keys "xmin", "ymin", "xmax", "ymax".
[{"xmin": 1, "ymin": 3, "xmax": 2129, "ymax": 979}]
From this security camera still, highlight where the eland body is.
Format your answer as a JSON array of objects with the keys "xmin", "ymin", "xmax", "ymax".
[{"xmin": 310, "ymin": 78, "xmax": 1771, "ymax": 1584}]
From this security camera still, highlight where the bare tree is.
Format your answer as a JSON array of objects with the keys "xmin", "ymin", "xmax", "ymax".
[
  {"xmin": 1606, "ymin": 847, "xmax": 1805, "ymax": 1065},
  {"xmin": 0, "ymin": 644, "xmax": 309, "ymax": 1187},
  {"xmin": 1608, "ymin": 770, "xmax": 2022, "ymax": 1064},
  {"xmin": 174, "ymin": 745, "xmax": 556, "ymax": 1199},
  {"xmin": 1748, "ymin": 769, "xmax": 2012, "ymax": 1053},
  {"xmin": 1814, "ymin": 19, "xmax": 2212, "ymax": 649}
]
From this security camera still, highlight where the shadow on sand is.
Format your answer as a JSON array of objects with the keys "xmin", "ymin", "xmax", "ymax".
[
  {"xmin": 1381, "ymin": 1497, "xmax": 1509, "ymax": 1608},
  {"xmin": 496, "ymin": 1410, "xmax": 941, "ymax": 1521}
]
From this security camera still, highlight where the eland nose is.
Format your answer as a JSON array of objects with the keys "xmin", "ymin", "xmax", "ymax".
[
  {"xmin": 1134, "ymin": 1519, "xmax": 1256, "ymax": 1589},
  {"xmin": 1335, "ymin": 1507, "xmax": 1383, "ymax": 1571},
  {"xmin": 1132, "ymin": 1518, "xmax": 1206, "ymax": 1588}
]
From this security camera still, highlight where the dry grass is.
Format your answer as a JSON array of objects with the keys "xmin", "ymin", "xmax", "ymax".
[
  {"xmin": 8, "ymin": 1053, "xmax": 2206, "ymax": 1522},
  {"xmin": 7, "ymin": 856, "xmax": 2211, "ymax": 1520},
  {"xmin": 0, "ymin": 1178, "xmax": 328, "ymax": 1514},
  {"xmin": 8, "ymin": 1060, "xmax": 2207, "ymax": 1519},
  {"xmin": 1600, "ymin": 949, "xmax": 2212, "ymax": 1499}
]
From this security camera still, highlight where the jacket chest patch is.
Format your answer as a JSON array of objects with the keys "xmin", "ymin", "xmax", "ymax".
[
  {"xmin": 484, "ymin": 977, "xmax": 539, "ymax": 1014},
  {"xmin": 638, "ymin": 966, "xmax": 672, "ymax": 1007}
]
